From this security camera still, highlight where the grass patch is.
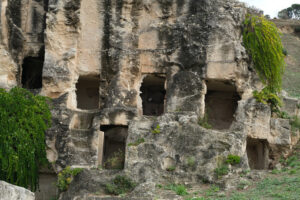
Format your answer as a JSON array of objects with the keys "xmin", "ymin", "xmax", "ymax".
[
  {"xmin": 164, "ymin": 184, "xmax": 189, "ymax": 196},
  {"xmin": 128, "ymin": 138, "xmax": 145, "ymax": 147},
  {"xmin": 214, "ymin": 165, "xmax": 229, "ymax": 179}
]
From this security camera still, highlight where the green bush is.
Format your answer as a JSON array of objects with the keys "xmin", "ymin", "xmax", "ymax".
[
  {"xmin": 253, "ymin": 88, "xmax": 282, "ymax": 112},
  {"xmin": 105, "ymin": 175, "xmax": 136, "ymax": 195},
  {"xmin": 0, "ymin": 87, "xmax": 51, "ymax": 191},
  {"xmin": 57, "ymin": 166, "xmax": 83, "ymax": 192},
  {"xmin": 226, "ymin": 155, "xmax": 241, "ymax": 165}
]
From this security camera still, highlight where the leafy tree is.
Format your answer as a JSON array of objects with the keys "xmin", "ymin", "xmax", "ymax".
[
  {"xmin": 278, "ymin": 4, "xmax": 300, "ymax": 19},
  {"xmin": 243, "ymin": 15, "xmax": 285, "ymax": 111},
  {"xmin": 0, "ymin": 87, "xmax": 51, "ymax": 191}
]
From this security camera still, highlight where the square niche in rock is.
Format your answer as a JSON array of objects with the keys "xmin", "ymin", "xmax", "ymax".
[
  {"xmin": 76, "ymin": 75, "xmax": 100, "ymax": 110},
  {"xmin": 247, "ymin": 137, "xmax": 269, "ymax": 170},
  {"xmin": 205, "ymin": 80, "xmax": 241, "ymax": 130},
  {"xmin": 140, "ymin": 74, "xmax": 166, "ymax": 116},
  {"xmin": 100, "ymin": 125, "xmax": 128, "ymax": 170}
]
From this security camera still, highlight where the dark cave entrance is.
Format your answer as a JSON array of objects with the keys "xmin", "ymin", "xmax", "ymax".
[
  {"xmin": 205, "ymin": 80, "xmax": 240, "ymax": 130},
  {"xmin": 247, "ymin": 138, "xmax": 269, "ymax": 170},
  {"xmin": 100, "ymin": 126, "xmax": 128, "ymax": 170},
  {"xmin": 76, "ymin": 76, "xmax": 100, "ymax": 110},
  {"xmin": 21, "ymin": 54, "xmax": 44, "ymax": 89},
  {"xmin": 140, "ymin": 75, "xmax": 166, "ymax": 116}
]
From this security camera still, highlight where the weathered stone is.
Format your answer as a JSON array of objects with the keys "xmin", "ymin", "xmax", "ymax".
[{"xmin": 0, "ymin": 181, "xmax": 35, "ymax": 200}]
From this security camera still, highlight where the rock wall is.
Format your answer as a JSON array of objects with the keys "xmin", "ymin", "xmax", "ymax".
[{"xmin": 0, "ymin": 0, "xmax": 299, "ymax": 199}]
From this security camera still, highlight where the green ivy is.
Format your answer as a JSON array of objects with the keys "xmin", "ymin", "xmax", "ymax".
[
  {"xmin": 0, "ymin": 87, "xmax": 51, "ymax": 191},
  {"xmin": 243, "ymin": 15, "xmax": 285, "ymax": 109},
  {"xmin": 243, "ymin": 15, "xmax": 285, "ymax": 93}
]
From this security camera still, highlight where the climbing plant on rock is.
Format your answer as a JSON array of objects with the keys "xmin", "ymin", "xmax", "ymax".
[
  {"xmin": 0, "ymin": 87, "xmax": 51, "ymax": 191},
  {"xmin": 243, "ymin": 15, "xmax": 285, "ymax": 110}
]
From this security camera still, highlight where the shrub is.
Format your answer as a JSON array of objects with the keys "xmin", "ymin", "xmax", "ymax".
[
  {"xmin": 226, "ymin": 155, "xmax": 241, "ymax": 165},
  {"xmin": 57, "ymin": 166, "xmax": 83, "ymax": 192},
  {"xmin": 0, "ymin": 87, "xmax": 51, "ymax": 191},
  {"xmin": 128, "ymin": 138, "xmax": 145, "ymax": 147},
  {"xmin": 253, "ymin": 88, "xmax": 282, "ymax": 113},
  {"xmin": 105, "ymin": 175, "xmax": 136, "ymax": 195},
  {"xmin": 104, "ymin": 149, "xmax": 125, "ymax": 169}
]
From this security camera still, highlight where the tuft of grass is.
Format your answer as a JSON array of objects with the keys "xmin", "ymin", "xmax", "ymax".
[
  {"xmin": 205, "ymin": 185, "xmax": 220, "ymax": 197},
  {"xmin": 198, "ymin": 114, "xmax": 212, "ymax": 129},
  {"xmin": 166, "ymin": 166, "xmax": 176, "ymax": 172},
  {"xmin": 214, "ymin": 165, "xmax": 229, "ymax": 179},
  {"xmin": 105, "ymin": 175, "xmax": 136, "ymax": 195},
  {"xmin": 164, "ymin": 184, "xmax": 189, "ymax": 196},
  {"xmin": 128, "ymin": 138, "xmax": 145, "ymax": 147}
]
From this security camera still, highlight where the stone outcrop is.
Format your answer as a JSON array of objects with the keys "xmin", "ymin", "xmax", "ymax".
[
  {"xmin": 0, "ymin": 181, "xmax": 35, "ymax": 200},
  {"xmin": 0, "ymin": 0, "xmax": 299, "ymax": 199}
]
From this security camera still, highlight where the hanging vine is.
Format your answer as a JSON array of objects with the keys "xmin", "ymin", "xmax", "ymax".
[
  {"xmin": 243, "ymin": 14, "xmax": 285, "ymax": 111},
  {"xmin": 0, "ymin": 87, "xmax": 51, "ymax": 191}
]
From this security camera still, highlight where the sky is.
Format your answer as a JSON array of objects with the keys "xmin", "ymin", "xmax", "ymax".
[{"xmin": 239, "ymin": 0, "xmax": 300, "ymax": 18}]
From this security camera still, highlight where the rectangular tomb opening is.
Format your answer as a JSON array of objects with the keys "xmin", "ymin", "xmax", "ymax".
[
  {"xmin": 205, "ymin": 80, "xmax": 240, "ymax": 130},
  {"xmin": 21, "ymin": 54, "xmax": 44, "ymax": 89},
  {"xmin": 100, "ymin": 125, "xmax": 128, "ymax": 170},
  {"xmin": 140, "ymin": 75, "xmax": 166, "ymax": 116},
  {"xmin": 76, "ymin": 76, "xmax": 100, "ymax": 110},
  {"xmin": 246, "ymin": 138, "xmax": 269, "ymax": 170}
]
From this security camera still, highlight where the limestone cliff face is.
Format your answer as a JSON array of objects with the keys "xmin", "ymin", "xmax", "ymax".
[{"xmin": 0, "ymin": 0, "xmax": 299, "ymax": 199}]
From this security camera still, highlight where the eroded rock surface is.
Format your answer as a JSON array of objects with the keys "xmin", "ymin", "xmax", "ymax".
[
  {"xmin": 0, "ymin": 0, "xmax": 299, "ymax": 199},
  {"xmin": 0, "ymin": 181, "xmax": 35, "ymax": 200}
]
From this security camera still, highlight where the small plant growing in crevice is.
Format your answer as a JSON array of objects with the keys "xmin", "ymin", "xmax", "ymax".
[
  {"xmin": 164, "ymin": 184, "xmax": 189, "ymax": 196},
  {"xmin": 128, "ymin": 138, "xmax": 145, "ymax": 147},
  {"xmin": 57, "ymin": 166, "xmax": 83, "ymax": 192},
  {"xmin": 104, "ymin": 149, "xmax": 125, "ymax": 169},
  {"xmin": 166, "ymin": 166, "xmax": 176, "ymax": 172},
  {"xmin": 198, "ymin": 113, "xmax": 212, "ymax": 129},
  {"xmin": 152, "ymin": 125, "xmax": 161, "ymax": 134},
  {"xmin": 105, "ymin": 175, "xmax": 136, "ymax": 195},
  {"xmin": 186, "ymin": 156, "xmax": 196, "ymax": 168},
  {"xmin": 226, "ymin": 155, "xmax": 241, "ymax": 165}
]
